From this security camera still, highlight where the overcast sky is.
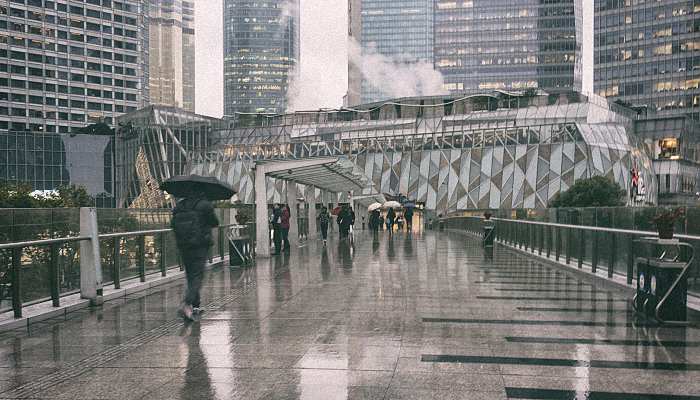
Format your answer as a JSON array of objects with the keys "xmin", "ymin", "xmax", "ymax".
[{"xmin": 194, "ymin": 0, "xmax": 349, "ymax": 118}]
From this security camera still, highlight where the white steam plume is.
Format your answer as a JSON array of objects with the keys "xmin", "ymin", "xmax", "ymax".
[{"xmin": 348, "ymin": 39, "xmax": 447, "ymax": 100}]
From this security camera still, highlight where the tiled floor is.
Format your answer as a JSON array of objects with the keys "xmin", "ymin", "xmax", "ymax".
[{"xmin": 0, "ymin": 231, "xmax": 698, "ymax": 399}]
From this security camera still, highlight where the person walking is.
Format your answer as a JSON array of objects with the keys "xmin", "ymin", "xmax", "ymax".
[
  {"xmin": 386, "ymin": 208, "xmax": 396, "ymax": 234},
  {"xmin": 404, "ymin": 207, "xmax": 414, "ymax": 232},
  {"xmin": 338, "ymin": 205, "xmax": 352, "ymax": 239},
  {"xmin": 369, "ymin": 210, "xmax": 380, "ymax": 233},
  {"xmin": 270, "ymin": 204, "xmax": 282, "ymax": 255},
  {"xmin": 171, "ymin": 192, "xmax": 219, "ymax": 321},
  {"xmin": 281, "ymin": 204, "xmax": 291, "ymax": 253},
  {"xmin": 318, "ymin": 206, "xmax": 330, "ymax": 245}
]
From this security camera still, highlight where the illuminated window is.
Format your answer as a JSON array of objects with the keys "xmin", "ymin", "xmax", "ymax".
[{"xmin": 659, "ymin": 138, "xmax": 680, "ymax": 159}]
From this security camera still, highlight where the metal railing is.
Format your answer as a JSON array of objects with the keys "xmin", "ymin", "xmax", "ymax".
[
  {"xmin": 442, "ymin": 215, "xmax": 700, "ymax": 296},
  {"xmin": 0, "ymin": 207, "xmax": 250, "ymax": 319}
]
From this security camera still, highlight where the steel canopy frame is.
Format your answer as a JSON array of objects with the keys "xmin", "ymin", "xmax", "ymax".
[{"xmin": 254, "ymin": 157, "xmax": 372, "ymax": 257}]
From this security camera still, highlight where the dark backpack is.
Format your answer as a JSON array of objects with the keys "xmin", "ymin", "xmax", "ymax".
[{"xmin": 172, "ymin": 199, "xmax": 211, "ymax": 249}]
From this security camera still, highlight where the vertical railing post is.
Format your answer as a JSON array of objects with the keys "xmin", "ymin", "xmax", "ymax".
[
  {"xmin": 11, "ymin": 247, "xmax": 22, "ymax": 318},
  {"xmin": 49, "ymin": 243, "xmax": 60, "ymax": 307},
  {"xmin": 545, "ymin": 225, "xmax": 552, "ymax": 258},
  {"xmin": 565, "ymin": 226, "xmax": 572, "ymax": 265},
  {"xmin": 626, "ymin": 234, "xmax": 634, "ymax": 284},
  {"xmin": 538, "ymin": 224, "xmax": 543, "ymax": 255},
  {"xmin": 160, "ymin": 232, "xmax": 166, "ymax": 277},
  {"xmin": 555, "ymin": 226, "xmax": 561, "ymax": 262},
  {"xmin": 608, "ymin": 232, "xmax": 616, "ymax": 278},
  {"xmin": 80, "ymin": 207, "xmax": 103, "ymax": 305},
  {"xmin": 591, "ymin": 231, "xmax": 599, "ymax": 273},
  {"xmin": 138, "ymin": 235, "xmax": 146, "ymax": 282},
  {"xmin": 578, "ymin": 229, "xmax": 585, "ymax": 269},
  {"xmin": 218, "ymin": 226, "xmax": 225, "ymax": 261},
  {"xmin": 112, "ymin": 236, "xmax": 121, "ymax": 289}
]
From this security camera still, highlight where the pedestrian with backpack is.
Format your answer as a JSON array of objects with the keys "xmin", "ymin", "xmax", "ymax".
[{"xmin": 171, "ymin": 192, "xmax": 220, "ymax": 321}]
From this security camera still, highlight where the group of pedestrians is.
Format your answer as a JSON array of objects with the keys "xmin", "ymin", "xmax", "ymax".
[
  {"xmin": 369, "ymin": 207, "xmax": 414, "ymax": 234},
  {"xmin": 317, "ymin": 204, "xmax": 356, "ymax": 244}
]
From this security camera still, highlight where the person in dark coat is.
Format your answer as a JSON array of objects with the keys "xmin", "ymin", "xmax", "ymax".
[
  {"xmin": 270, "ymin": 204, "xmax": 282, "ymax": 255},
  {"xmin": 172, "ymin": 193, "xmax": 219, "ymax": 321},
  {"xmin": 369, "ymin": 210, "xmax": 380, "ymax": 233},
  {"xmin": 337, "ymin": 205, "xmax": 352, "ymax": 239},
  {"xmin": 386, "ymin": 208, "xmax": 396, "ymax": 233},
  {"xmin": 404, "ymin": 207, "xmax": 414, "ymax": 232},
  {"xmin": 281, "ymin": 204, "xmax": 291, "ymax": 253},
  {"xmin": 318, "ymin": 206, "xmax": 330, "ymax": 245}
]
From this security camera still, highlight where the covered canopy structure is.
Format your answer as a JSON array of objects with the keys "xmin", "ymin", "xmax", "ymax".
[{"xmin": 254, "ymin": 157, "xmax": 375, "ymax": 257}]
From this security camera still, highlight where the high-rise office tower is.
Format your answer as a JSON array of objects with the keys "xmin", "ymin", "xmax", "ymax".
[
  {"xmin": 347, "ymin": 0, "xmax": 434, "ymax": 105},
  {"xmin": 223, "ymin": 0, "xmax": 299, "ymax": 116},
  {"xmin": 594, "ymin": 1, "xmax": 699, "ymax": 120},
  {"xmin": 594, "ymin": 1, "xmax": 700, "ymax": 205},
  {"xmin": 348, "ymin": 1, "xmax": 590, "ymax": 105},
  {"xmin": 148, "ymin": 0, "xmax": 195, "ymax": 112},
  {"xmin": 434, "ymin": 1, "xmax": 586, "ymax": 93},
  {"xmin": 0, "ymin": 0, "xmax": 149, "ymax": 133}
]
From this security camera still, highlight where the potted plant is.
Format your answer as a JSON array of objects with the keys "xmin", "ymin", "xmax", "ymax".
[{"xmin": 652, "ymin": 207, "xmax": 684, "ymax": 239}]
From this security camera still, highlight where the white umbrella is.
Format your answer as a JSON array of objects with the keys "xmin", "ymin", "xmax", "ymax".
[
  {"xmin": 367, "ymin": 202, "xmax": 382, "ymax": 212},
  {"xmin": 383, "ymin": 201, "xmax": 402, "ymax": 209}
]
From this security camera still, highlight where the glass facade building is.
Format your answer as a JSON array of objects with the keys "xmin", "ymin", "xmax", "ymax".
[
  {"xmin": 223, "ymin": 0, "xmax": 299, "ymax": 116},
  {"xmin": 594, "ymin": 0, "xmax": 700, "ymax": 120},
  {"xmin": 148, "ymin": 0, "xmax": 195, "ymax": 112},
  {"xmin": 434, "ymin": 0, "xmax": 584, "ymax": 93},
  {"xmin": 0, "ymin": 0, "xmax": 149, "ymax": 133},
  {"xmin": 348, "ymin": 0, "xmax": 434, "ymax": 105},
  {"xmin": 117, "ymin": 91, "xmax": 657, "ymax": 210}
]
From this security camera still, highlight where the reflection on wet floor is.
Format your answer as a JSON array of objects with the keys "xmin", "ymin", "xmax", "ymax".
[{"xmin": 0, "ymin": 231, "xmax": 697, "ymax": 399}]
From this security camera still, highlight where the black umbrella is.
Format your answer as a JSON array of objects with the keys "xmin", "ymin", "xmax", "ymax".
[{"xmin": 160, "ymin": 175, "xmax": 235, "ymax": 201}]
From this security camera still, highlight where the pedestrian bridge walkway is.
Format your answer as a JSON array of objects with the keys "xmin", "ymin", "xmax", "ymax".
[{"xmin": 0, "ymin": 231, "xmax": 698, "ymax": 399}]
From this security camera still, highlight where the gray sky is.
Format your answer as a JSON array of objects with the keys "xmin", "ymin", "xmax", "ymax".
[{"xmin": 194, "ymin": 0, "xmax": 349, "ymax": 117}]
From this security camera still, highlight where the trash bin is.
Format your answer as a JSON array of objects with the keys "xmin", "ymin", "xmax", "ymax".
[
  {"xmin": 483, "ymin": 222, "xmax": 495, "ymax": 248},
  {"xmin": 634, "ymin": 258, "xmax": 687, "ymax": 322},
  {"xmin": 632, "ymin": 237, "xmax": 694, "ymax": 324}
]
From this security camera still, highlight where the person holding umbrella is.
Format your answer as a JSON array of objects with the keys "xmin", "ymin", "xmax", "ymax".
[{"xmin": 161, "ymin": 175, "xmax": 232, "ymax": 321}]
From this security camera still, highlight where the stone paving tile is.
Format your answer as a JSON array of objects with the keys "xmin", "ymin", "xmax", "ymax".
[{"xmin": 0, "ymin": 232, "xmax": 696, "ymax": 399}]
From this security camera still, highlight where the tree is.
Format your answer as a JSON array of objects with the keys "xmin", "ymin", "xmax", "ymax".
[
  {"xmin": 0, "ymin": 182, "xmax": 95, "ymax": 208},
  {"xmin": 549, "ymin": 176, "xmax": 625, "ymax": 208}
]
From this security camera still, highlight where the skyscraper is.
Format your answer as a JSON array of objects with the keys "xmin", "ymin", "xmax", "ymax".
[
  {"xmin": 594, "ymin": 0, "xmax": 699, "ymax": 120},
  {"xmin": 223, "ymin": 0, "xmax": 299, "ymax": 116},
  {"xmin": 148, "ymin": 0, "xmax": 195, "ymax": 112},
  {"xmin": 347, "ymin": 0, "xmax": 434, "ymax": 105},
  {"xmin": 434, "ymin": 1, "xmax": 585, "ymax": 93},
  {"xmin": 594, "ymin": 0, "xmax": 700, "ymax": 205},
  {"xmin": 0, "ymin": 0, "xmax": 149, "ymax": 133},
  {"xmin": 348, "ymin": 1, "xmax": 590, "ymax": 105}
]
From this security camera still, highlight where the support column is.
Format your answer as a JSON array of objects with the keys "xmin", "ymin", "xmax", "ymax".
[
  {"xmin": 255, "ymin": 167, "xmax": 271, "ymax": 257},
  {"xmin": 308, "ymin": 186, "xmax": 317, "ymax": 239},
  {"xmin": 80, "ymin": 207, "xmax": 103, "ymax": 305},
  {"xmin": 287, "ymin": 182, "xmax": 299, "ymax": 245}
]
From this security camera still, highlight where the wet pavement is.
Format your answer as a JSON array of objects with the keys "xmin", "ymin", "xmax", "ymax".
[{"xmin": 0, "ymin": 231, "xmax": 698, "ymax": 399}]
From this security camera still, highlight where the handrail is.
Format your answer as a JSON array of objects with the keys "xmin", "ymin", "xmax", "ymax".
[
  {"xmin": 97, "ymin": 223, "xmax": 247, "ymax": 239},
  {"xmin": 454, "ymin": 215, "xmax": 700, "ymax": 242},
  {"xmin": 0, "ymin": 236, "xmax": 91, "ymax": 250}
]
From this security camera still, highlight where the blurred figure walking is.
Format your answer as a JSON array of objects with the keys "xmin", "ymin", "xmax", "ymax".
[{"xmin": 171, "ymin": 192, "xmax": 219, "ymax": 321}]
